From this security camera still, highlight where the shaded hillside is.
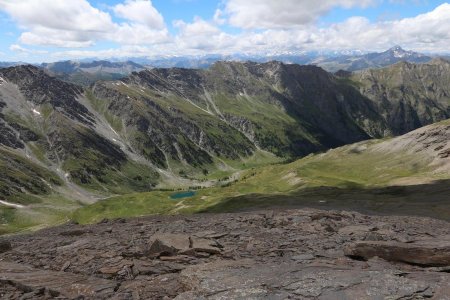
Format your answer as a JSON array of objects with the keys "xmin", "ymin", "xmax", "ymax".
[
  {"xmin": 120, "ymin": 61, "xmax": 388, "ymax": 157},
  {"xmin": 351, "ymin": 59, "xmax": 450, "ymax": 134}
]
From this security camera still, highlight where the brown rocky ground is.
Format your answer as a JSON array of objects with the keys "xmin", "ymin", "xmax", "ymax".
[{"xmin": 0, "ymin": 208, "xmax": 449, "ymax": 299}]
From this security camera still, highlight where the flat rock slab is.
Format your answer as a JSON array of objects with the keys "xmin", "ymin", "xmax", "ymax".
[
  {"xmin": 344, "ymin": 240, "xmax": 450, "ymax": 266},
  {"xmin": 148, "ymin": 233, "xmax": 223, "ymax": 257},
  {"xmin": 0, "ymin": 261, "xmax": 117, "ymax": 298},
  {"xmin": 1, "ymin": 208, "xmax": 450, "ymax": 299},
  {"xmin": 176, "ymin": 260, "xmax": 435, "ymax": 300}
]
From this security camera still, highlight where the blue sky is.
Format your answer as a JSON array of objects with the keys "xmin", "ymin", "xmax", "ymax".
[{"xmin": 0, "ymin": 0, "xmax": 449, "ymax": 62}]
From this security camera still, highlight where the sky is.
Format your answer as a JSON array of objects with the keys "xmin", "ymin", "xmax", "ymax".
[{"xmin": 0, "ymin": 0, "xmax": 449, "ymax": 62}]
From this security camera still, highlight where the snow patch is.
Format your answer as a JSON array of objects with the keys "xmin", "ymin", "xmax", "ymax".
[
  {"xmin": 32, "ymin": 109, "xmax": 41, "ymax": 116},
  {"xmin": 0, "ymin": 76, "xmax": 5, "ymax": 85},
  {"xmin": 0, "ymin": 200, "xmax": 24, "ymax": 209},
  {"xmin": 108, "ymin": 125, "xmax": 119, "ymax": 136}
]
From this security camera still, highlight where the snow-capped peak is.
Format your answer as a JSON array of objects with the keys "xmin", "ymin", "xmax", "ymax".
[{"xmin": 388, "ymin": 46, "xmax": 416, "ymax": 58}]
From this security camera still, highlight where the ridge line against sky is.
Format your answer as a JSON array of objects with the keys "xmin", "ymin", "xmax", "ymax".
[{"xmin": 0, "ymin": 0, "xmax": 449, "ymax": 63}]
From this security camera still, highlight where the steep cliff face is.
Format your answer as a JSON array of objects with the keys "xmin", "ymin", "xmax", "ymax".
[{"xmin": 351, "ymin": 59, "xmax": 450, "ymax": 135}]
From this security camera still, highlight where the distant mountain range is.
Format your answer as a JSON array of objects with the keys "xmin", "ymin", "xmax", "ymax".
[
  {"xmin": 120, "ymin": 46, "xmax": 435, "ymax": 72},
  {"xmin": 41, "ymin": 60, "xmax": 147, "ymax": 86},
  {"xmin": 0, "ymin": 46, "xmax": 440, "ymax": 78},
  {"xmin": 312, "ymin": 46, "xmax": 433, "ymax": 72}
]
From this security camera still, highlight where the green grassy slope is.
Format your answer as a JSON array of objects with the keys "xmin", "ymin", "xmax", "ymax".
[
  {"xmin": 0, "ymin": 147, "xmax": 80, "ymax": 234},
  {"xmin": 72, "ymin": 120, "xmax": 450, "ymax": 223}
]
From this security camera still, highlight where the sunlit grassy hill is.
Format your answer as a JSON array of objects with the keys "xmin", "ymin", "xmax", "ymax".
[{"xmin": 73, "ymin": 119, "xmax": 450, "ymax": 223}]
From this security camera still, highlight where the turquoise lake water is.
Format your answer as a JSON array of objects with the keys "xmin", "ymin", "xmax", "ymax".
[{"xmin": 170, "ymin": 191, "xmax": 196, "ymax": 200}]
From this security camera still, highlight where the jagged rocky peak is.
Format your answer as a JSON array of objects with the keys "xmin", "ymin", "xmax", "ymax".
[
  {"xmin": 0, "ymin": 64, "xmax": 93, "ymax": 124},
  {"xmin": 41, "ymin": 60, "xmax": 81, "ymax": 74},
  {"xmin": 0, "ymin": 64, "xmax": 82, "ymax": 96},
  {"xmin": 385, "ymin": 45, "xmax": 425, "ymax": 58},
  {"xmin": 388, "ymin": 45, "xmax": 408, "ymax": 56}
]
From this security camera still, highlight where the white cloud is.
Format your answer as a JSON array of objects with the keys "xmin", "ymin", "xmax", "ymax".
[
  {"xmin": 52, "ymin": 46, "xmax": 155, "ymax": 59},
  {"xmin": 0, "ymin": 0, "xmax": 113, "ymax": 47},
  {"xmin": 173, "ymin": 17, "xmax": 236, "ymax": 52},
  {"xmin": 0, "ymin": 0, "xmax": 169, "ymax": 47},
  {"xmin": 9, "ymin": 44, "xmax": 48, "ymax": 55},
  {"xmin": 223, "ymin": 0, "xmax": 377, "ymax": 29},
  {"xmin": 111, "ymin": 23, "xmax": 171, "ymax": 45},
  {"xmin": 2, "ymin": 0, "xmax": 450, "ymax": 60},
  {"xmin": 114, "ymin": 0, "xmax": 165, "ymax": 29},
  {"xmin": 309, "ymin": 3, "xmax": 450, "ymax": 52},
  {"xmin": 174, "ymin": 17, "xmax": 221, "ymax": 37},
  {"xmin": 213, "ymin": 9, "xmax": 226, "ymax": 25}
]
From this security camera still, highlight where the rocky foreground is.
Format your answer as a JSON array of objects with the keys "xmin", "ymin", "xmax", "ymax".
[{"xmin": 0, "ymin": 209, "xmax": 450, "ymax": 299}]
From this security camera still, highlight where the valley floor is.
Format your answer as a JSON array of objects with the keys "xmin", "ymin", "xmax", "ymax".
[{"xmin": 0, "ymin": 208, "xmax": 449, "ymax": 299}]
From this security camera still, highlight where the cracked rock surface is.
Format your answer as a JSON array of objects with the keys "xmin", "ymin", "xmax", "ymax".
[{"xmin": 0, "ymin": 208, "xmax": 449, "ymax": 299}]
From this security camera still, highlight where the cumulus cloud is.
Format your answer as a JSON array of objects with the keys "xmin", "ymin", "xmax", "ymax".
[
  {"xmin": 114, "ymin": 0, "xmax": 165, "ymax": 29},
  {"xmin": 9, "ymin": 44, "xmax": 48, "ymax": 55},
  {"xmin": 1, "ymin": 0, "xmax": 450, "ymax": 59},
  {"xmin": 173, "ymin": 17, "xmax": 237, "ymax": 52},
  {"xmin": 0, "ymin": 0, "xmax": 113, "ymax": 47},
  {"xmin": 310, "ymin": 3, "xmax": 450, "ymax": 52},
  {"xmin": 210, "ymin": 3, "xmax": 450, "ymax": 54},
  {"xmin": 223, "ymin": 0, "xmax": 377, "ymax": 29},
  {"xmin": 0, "ymin": 0, "xmax": 169, "ymax": 47}
]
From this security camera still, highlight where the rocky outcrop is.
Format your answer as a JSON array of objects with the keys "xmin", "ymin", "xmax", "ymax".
[
  {"xmin": 0, "ymin": 65, "xmax": 94, "ymax": 124},
  {"xmin": 0, "ymin": 209, "xmax": 449, "ymax": 299},
  {"xmin": 344, "ymin": 240, "xmax": 450, "ymax": 267}
]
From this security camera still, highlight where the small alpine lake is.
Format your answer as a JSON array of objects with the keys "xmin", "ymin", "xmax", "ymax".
[{"xmin": 170, "ymin": 191, "xmax": 196, "ymax": 200}]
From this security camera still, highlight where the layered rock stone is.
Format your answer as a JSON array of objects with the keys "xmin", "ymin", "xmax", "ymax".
[{"xmin": 0, "ymin": 208, "xmax": 449, "ymax": 299}]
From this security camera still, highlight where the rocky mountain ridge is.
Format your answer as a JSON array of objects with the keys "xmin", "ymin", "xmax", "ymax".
[
  {"xmin": 351, "ymin": 58, "xmax": 450, "ymax": 134},
  {"xmin": 0, "ymin": 60, "xmax": 449, "ymax": 229},
  {"xmin": 42, "ymin": 60, "xmax": 146, "ymax": 86},
  {"xmin": 311, "ymin": 46, "xmax": 433, "ymax": 72}
]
